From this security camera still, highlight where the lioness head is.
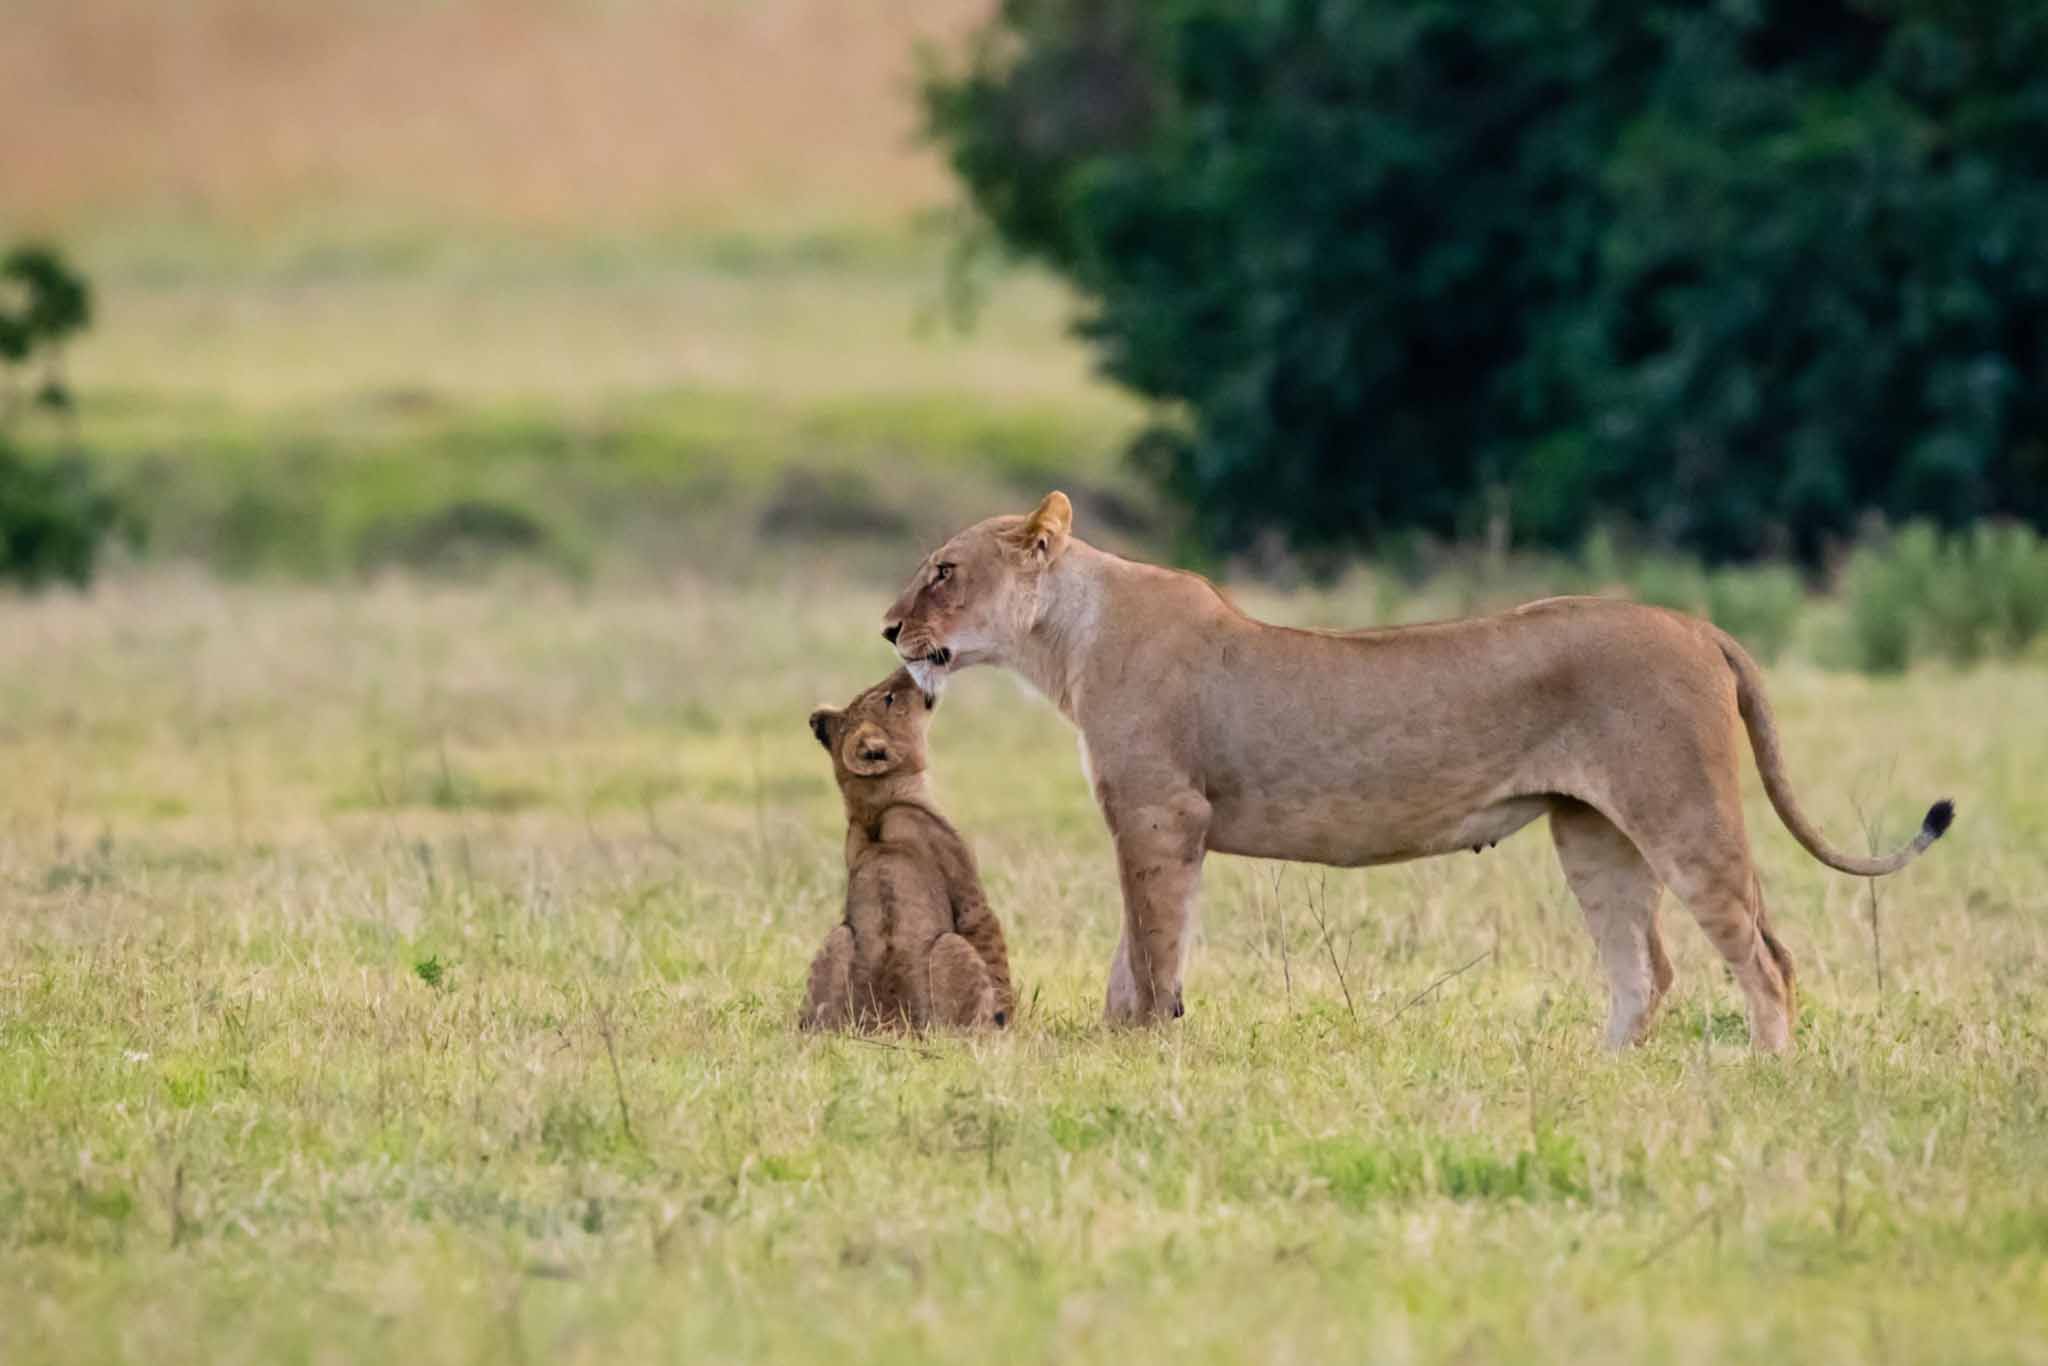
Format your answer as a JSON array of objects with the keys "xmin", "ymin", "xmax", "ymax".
[
  {"xmin": 808, "ymin": 667, "xmax": 938, "ymax": 784},
  {"xmin": 881, "ymin": 491, "xmax": 1072, "ymax": 694}
]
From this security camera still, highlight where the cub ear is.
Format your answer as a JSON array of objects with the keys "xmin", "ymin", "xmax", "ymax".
[
  {"xmin": 1020, "ymin": 490, "xmax": 1072, "ymax": 562},
  {"xmin": 842, "ymin": 724, "xmax": 893, "ymax": 777},
  {"xmin": 807, "ymin": 706, "xmax": 839, "ymax": 750}
]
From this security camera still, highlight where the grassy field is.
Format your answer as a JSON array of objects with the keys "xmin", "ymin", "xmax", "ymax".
[
  {"xmin": 2, "ymin": 574, "xmax": 2045, "ymax": 1364},
  {"xmin": 6, "ymin": 3, "xmax": 2047, "ymax": 1359}
]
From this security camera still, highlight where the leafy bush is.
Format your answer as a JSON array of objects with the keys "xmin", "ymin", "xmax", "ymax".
[
  {"xmin": 0, "ymin": 443, "xmax": 122, "ymax": 588},
  {"xmin": 1567, "ymin": 533, "xmax": 1807, "ymax": 662},
  {"xmin": 1842, "ymin": 522, "xmax": 2048, "ymax": 672},
  {"xmin": 1704, "ymin": 565, "xmax": 1807, "ymax": 665},
  {"xmin": 1627, "ymin": 556, "xmax": 1710, "ymax": 616},
  {"xmin": 1967, "ymin": 523, "xmax": 2048, "ymax": 656},
  {"xmin": 1609, "ymin": 556, "xmax": 1804, "ymax": 663},
  {"xmin": 926, "ymin": 2, "xmax": 2048, "ymax": 563},
  {"xmin": 0, "ymin": 243, "xmax": 121, "ymax": 588}
]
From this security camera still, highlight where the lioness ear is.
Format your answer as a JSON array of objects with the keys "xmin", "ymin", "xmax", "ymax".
[
  {"xmin": 808, "ymin": 707, "xmax": 839, "ymax": 751},
  {"xmin": 1021, "ymin": 490, "xmax": 1072, "ymax": 562}
]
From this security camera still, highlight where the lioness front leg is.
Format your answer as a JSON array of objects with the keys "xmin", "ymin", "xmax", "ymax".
[{"xmin": 1103, "ymin": 791, "xmax": 1210, "ymax": 1026}]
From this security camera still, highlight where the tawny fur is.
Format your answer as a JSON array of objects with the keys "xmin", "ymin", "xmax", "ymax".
[
  {"xmin": 880, "ymin": 492, "xmax": 1953, "ymax": 1053},
  {"xmin": 800, "ymin": 669, "xmax": 1014, "ymax": 1033}
]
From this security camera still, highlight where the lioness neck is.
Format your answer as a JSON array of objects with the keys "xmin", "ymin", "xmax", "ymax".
[{"xmin": 1013, "ymin": 538, "xmax": 1114, "ymax": 717}]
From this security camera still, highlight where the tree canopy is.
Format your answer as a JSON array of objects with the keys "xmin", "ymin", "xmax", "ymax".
[{"xmin": 925, "ymin": 1, "xmax": 2048, "ymax": 562}]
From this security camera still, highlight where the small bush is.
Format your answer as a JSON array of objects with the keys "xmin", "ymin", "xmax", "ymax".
[
  {"xmin": 1843, "ymin": 535, "xmax": 1924, "ymax": 674},
  {"xmin": 1587, "ymin": 542, "xmax": 1809, "ymax": 664},
  {"xmin": 0, "ymin": 243, "xmax": 123, "ymax": 588},
  {"xmin": 0, "ymin": 440, "xmax": 123, "ymax": 588},
  {"xmin": 1967, "ymin": 523, "xmax": 2048, "ymax": 657},
  {"xmin": 1705, "ymin": 565, "xmax": 1806, "ymax": 664},
  {"xmin": 1843, "ymin": 522, "xmax": 2048, "ymax": 672},
  {"xmin": 1628, "ymin": 555, "xmax": 1709, "ymax": 615}
]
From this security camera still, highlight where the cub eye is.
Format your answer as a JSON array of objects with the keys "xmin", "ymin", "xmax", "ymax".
[
  {"xmin": 883, "ymin": 692, "xmax": 895, "ymax": 708},
  {"xmin": 933, "ymin": 563, "xmax": 953, "ymax": 583}
]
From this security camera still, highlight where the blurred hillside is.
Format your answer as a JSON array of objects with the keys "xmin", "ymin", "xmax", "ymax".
[{"xmin": 0, "ymin": 0, "xmax": 1150, "ymax": 581}]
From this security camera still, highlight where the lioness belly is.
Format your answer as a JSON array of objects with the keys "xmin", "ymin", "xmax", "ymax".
[{"xmin": 1207, "ymin": 792, "xmax": 1551, "ymax": 867}]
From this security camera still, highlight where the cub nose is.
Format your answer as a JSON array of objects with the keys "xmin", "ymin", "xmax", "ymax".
[{"xmin": 881, "ymin": 623, "xmax": 902, "ymax": 645}]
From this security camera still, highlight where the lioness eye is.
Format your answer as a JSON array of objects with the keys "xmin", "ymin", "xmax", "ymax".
[{"xmin": 934, "ymin": 563, "xmax": 953, "ymax": 583}]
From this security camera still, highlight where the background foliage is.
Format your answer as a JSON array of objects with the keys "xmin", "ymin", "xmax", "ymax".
[
  {"xmin": 0, "ymin": 244, "xmax": 121, "ymax": 587},
  {"xmin": 925, "ymin": 0, "xmax": 2048, "ymax": 562}
]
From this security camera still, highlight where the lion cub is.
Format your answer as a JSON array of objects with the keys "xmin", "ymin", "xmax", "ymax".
[{"xmin": 801, "ymin": 668, "xmax": 1014, "ymax": 1032}]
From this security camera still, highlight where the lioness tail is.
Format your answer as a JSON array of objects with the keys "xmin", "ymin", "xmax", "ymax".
[{"xmin": 1717, "ymin": 632, "xmax": 1954, "ymax": 877}]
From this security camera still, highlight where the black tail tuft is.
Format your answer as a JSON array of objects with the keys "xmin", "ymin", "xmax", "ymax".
[{"xmin": 1923, "ymin": 799, "xmax": 1956, "ymax": 840}]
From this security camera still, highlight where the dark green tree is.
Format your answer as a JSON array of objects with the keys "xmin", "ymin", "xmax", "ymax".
[
  {"xmin": 0, "ymin": 244, "xmax": 122, "ymax": 587},
  {"xmin": 925, "ymin": 1, "xmax": 2048, "ymax": 562}
]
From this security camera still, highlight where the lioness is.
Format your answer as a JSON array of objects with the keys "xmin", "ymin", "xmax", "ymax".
[
  {"xmin": 881, "ymin": 492, "xmax": 1953, "ymax": 1052},
  {"xmin": 801, "ymin": 667, "xmax": 1015, "ymax": 1032}
]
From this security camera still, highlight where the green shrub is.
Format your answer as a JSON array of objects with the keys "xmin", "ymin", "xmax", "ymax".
[
  {"xmin": 1705, "ymin": 565, "xmax": 1806, "ymax": 664},
  {"xmin": 1968, "ymin": 523, "xmax": 2048, "ymax": 657},
  {"xmin": 1842, "ymin": 522, "xmax": 2048, "ymax": 672},
  {"xmin": 1583, "ymin": 543, "xmax": 1808, "ymax": 664},
  {"xmin": 0, "ymin": 243, "xmax": 121, "ymax": 588},
  {"xmin": 0, "ymin": 440, "xmax": 122, "ymax": 588},
  {"xmin": 1844, "ymin": 538, "xmax": 1915, "ymax": 675},
  {"xmin": 1628, "ymin": 556, "xmax": 1709, "ymax": 614}
]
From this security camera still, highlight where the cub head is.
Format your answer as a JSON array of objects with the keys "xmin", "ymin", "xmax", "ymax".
[
  {"xmin": 880, "ymin": 490, "xmax": 1072, "ymax": 696},
  {"xmin": 807, "ymin": 667, "xmax": 938, "ymax": 786}
]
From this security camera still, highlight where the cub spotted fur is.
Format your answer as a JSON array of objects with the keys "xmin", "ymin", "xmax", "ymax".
[{"xmin": 801, "ymin": 668, "xmax": 1014, "ymax": 1032}]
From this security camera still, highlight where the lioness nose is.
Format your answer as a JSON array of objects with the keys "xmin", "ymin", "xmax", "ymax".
[{"xmin": 882, "ymin": 623, "xmax": 901, "ymax": 645}]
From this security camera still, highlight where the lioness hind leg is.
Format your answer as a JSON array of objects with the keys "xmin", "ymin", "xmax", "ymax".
[
  {"xmin": 1551, "ymin": 801, "xmax": 1673, "ymax": 1049},
  {"xmin": 801, "ymin": 925, "xmax": 857, "ymax": 1032},
  {"xmin": 1654, "ymin": 847, "xmax": 1795, "ymax": 1054},
  {"xmin": 928, "ymin": 933, "xmax": 995, "ymax": 1028}
]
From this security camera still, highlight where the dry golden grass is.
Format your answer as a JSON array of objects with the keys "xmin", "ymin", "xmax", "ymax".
[{"xmin": 1, "ymin": 0, "xmax": 990, "ymax": 238}]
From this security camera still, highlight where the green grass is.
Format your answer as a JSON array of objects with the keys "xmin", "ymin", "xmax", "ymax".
[
  {"xmin": 35, "ymin": 233, "xmax": 1147, "ymax": 581},
  {"xmin": 70, "ymin": 382, "xmax": 1138, "ymax": 580},
  {"xmin": 2, "ymin": 575, "xmax": 2044, "ymax": 1364}
]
